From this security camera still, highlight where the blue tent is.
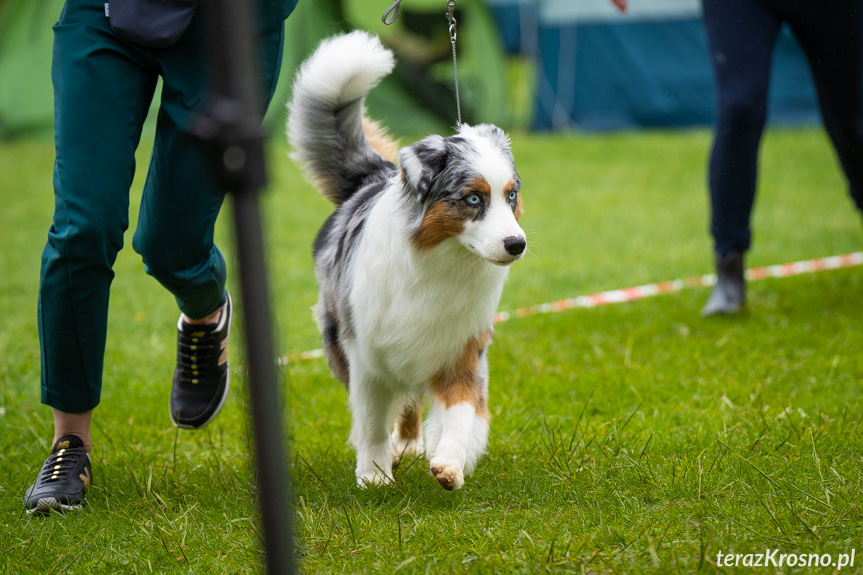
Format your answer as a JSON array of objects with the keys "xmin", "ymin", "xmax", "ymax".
[{"xmin": 488, "ymin": 0, "xmax": 821, "ymax": 131}]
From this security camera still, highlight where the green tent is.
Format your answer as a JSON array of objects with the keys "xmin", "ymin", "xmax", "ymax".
[{"xmin": 0, "ymin": 0, "xmax": 57, "ymax": 138}]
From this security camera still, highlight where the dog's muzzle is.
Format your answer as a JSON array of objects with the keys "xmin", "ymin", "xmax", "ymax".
[{"xmin": 503, "ymin": 236, "xmax": 527, "ymax": 256}]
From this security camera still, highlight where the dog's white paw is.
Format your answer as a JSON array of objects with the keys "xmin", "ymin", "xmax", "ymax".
[
  {"xmin": 356, "ymin": 470, "xmax": 394, "ymax": 488},
  {"xmin": 355, "ymin": 447, "xmax": 394, "ymax": 488},
  {"xmin": 429, "ymin": 459, "xmax": 465, "ymax": 491}
]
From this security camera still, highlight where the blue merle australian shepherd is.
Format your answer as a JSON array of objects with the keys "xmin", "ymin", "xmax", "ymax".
[{"xmin": 287, "ymin": 31, "xmax": 526, "ymax": 490}]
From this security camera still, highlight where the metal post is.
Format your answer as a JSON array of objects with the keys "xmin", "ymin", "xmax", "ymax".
[{"xmin": 195, "ymin": 1, "xmax": 295, "ymax": 573}]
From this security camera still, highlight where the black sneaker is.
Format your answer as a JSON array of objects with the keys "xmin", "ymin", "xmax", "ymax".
[
  {"xmin": 170, "ymin": 293, "xmax": 233, "ymax": 429},
  {"xmin": 24, "ymin": 435, "xmax": 92, "ymax": 514}
]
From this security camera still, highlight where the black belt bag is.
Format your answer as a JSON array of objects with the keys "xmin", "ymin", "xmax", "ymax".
[{"xmin": 106, "ymin": 0, "xmax": 200, "ymax": 49}]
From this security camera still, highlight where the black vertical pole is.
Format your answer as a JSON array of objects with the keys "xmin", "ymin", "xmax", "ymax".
[{"xmin": 196, "ymin": 1, "xmax": 295, "ymax": 573}]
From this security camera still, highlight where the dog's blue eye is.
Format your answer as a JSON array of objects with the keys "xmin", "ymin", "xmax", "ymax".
[
  {"xmin": 466, "ymin": 194, "xmax": 481, "ymax": 206},
  {"xmin": 508, "ymin": 191, "xmax": 518, "ymax": 202}
]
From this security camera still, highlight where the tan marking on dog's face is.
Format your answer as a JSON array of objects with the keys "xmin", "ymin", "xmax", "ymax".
[
  {"xmin": 505, "ymin": 180, "xmax": 523, "ymax": 220},
  {"xmin": 413, "ymin": 179, "xmax": 494, "ymax": 250},
  {"xmin": 396, "ymin": 401, "xmax": 423, "ymax": 440},
  {"xmin": 413, "ymin": 201, "xmax": 466, "ymax": 250},
  {"xmin": 470, "ymin": 179, "xmax": 492, "ymax": 203},
  {"xmin": 430, "ymin": 329, "xmax": 493, "ymax": 419}
]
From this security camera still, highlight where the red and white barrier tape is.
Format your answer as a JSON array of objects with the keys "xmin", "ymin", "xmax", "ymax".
[
  {"xmin": 494, "ymin": 251, "xmax": 863, "ymax": 322},
  {"xmin": 283, "ymin": 252, "xmax": 863, "ymax": 364}
]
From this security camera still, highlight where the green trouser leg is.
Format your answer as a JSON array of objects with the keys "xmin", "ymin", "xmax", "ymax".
[{"xmin": 39, "ymin": 0, "xmax": 285, "ymax": 413}]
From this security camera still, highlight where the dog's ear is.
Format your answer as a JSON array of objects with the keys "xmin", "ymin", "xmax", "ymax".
[{"xmin": 399, "ymin": 135, "xmax": 448, "ymax": 203}]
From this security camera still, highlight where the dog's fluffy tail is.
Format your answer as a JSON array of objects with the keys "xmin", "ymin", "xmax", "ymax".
[{"xmin": 287, "ymin": 31, "xmax": 397, "ymax": 206}]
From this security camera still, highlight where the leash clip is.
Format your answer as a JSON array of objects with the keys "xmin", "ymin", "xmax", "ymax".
[
  {"xmin": 446, "ymin": 0, "xmax": 457, "ymax": 42},
  {"xmin": 382, "ymin": 0, "xmax": 402, "ymax": 25}
]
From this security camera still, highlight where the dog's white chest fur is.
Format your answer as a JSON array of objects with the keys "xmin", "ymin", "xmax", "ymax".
[{"xmin": 346, "ymin": 187, "xmax": 508, "ymax": 388}]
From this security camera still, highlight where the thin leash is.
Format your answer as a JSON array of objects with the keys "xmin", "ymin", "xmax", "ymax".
[
  {"xmin": 446, "ymin": 0, "xmax": 462, "ymax": 127},
  {"xmin": 382, "ymin": 0, "xmax": 463, "ymax": 127}
]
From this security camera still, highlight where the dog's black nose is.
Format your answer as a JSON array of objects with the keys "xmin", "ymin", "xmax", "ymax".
[{"xmin": 503, "ymin": 236, "xmax": 526, "ymax": 256}]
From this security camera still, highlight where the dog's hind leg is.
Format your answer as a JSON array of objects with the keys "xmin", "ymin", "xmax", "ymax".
[
  {"xmin": 348, "ymin": 373, "xmax": 397, "ymax": 487},
  {"xmin": 314, "ymin": 302, "xmax": 350, "ymax": 385},
  {"xmin": 391, "ymin": 399, "xmax": 424, "ymax": 467},
  {"xmin": 425, "ymin": 330, "xmax": 493, "ymax": 491}
]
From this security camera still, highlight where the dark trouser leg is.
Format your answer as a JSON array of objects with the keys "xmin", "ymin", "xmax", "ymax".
[
  {"xmin": 702, "ymin": 0, "xmax": 783, "ymax": 256},
  {"xmin": 132, "ymin": 22, "xmax": 286, "ymax": 319},
  {"xmin": 40, "ymin": 4, "xmax": 156, "ymax": 412},
  {"xmin": 785, "ymin": 0, "xmax": 863, "ymax": 213}
]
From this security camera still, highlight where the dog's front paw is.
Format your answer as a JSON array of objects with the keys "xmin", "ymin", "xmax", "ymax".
[
  {"xmin": 429, "ymin": 460, "xmax": 464, "ymax": 491},
  {"xmin": 355, "ymin": 453, "xmax": 394, "ymax": 488},
  {"xmin": 356, "ymin": 470, "xmax": 394, "ymax": 488}
]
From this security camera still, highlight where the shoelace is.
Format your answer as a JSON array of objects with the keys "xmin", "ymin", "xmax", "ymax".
[
  {"xmin": 39, "ymin": 447, "xmax": 86, "ymax": 483},
  {"xmin": 176, "ymin": 329, "xmax": 221, "ymax": 386}
]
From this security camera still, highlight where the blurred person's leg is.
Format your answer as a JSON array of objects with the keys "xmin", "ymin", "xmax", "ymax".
[
  {"xmin": 784, "ymin": 0, "xmax": 863, "ymax": 215},
  {"xmin": 701, "ymin": 0, "xmax": 782, "ymax": 315},
  {"xmin": 703, "ymin": 0, "xmax": 782, "ymax": 256}
]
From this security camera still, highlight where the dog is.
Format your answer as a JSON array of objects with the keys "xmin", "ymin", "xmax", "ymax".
[{"xmin": 287, "ymin": 31, "xmax": 526, "ymax": 490}]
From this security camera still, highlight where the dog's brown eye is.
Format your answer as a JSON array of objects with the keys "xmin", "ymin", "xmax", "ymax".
[{"xmin": 465, "ymin": 194, "xmax": 481, "ymax": 206}]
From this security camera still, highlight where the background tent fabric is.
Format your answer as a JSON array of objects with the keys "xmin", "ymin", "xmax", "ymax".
[
  {"xmin": 487, "ymin": 0, "xmax": 823, "ymax": 132},
  {"xmin": 1, "ymin": 0, "xmax": 839, "ymax": 139},
  {"xmin": 0, "ymin": 0, "xmax": 509, "ymax": 140}
]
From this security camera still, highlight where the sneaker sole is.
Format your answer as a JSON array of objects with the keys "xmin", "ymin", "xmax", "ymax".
[
  {"xmin": 170, "ymin": 371, "xmax": 231, "ymax": 430},
  {"xmin": 26, "ymin": 497, "xmax": 83, "ymax": 515}
]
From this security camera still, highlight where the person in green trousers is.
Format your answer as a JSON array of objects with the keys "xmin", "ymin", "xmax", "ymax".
[{"xmin": 25, "ymin": 0, "xmax": 298, "ymax": 513}]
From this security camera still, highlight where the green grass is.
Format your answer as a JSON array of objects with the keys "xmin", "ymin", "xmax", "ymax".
[{"xmin": 1, "ymin": 127, "xmax": 862, "ymax": 574}]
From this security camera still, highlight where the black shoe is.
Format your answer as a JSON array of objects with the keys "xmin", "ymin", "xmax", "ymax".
[
  {"xmin": 702, "ymin": 250, "xmax": 745, "ymax": 316},
  {"xmin": 170, "ymin": 293, "xmax": 232, "ymax": 429},
  {"xmin": 24, "ymin": 435, "xmax": 92, "ymax": 514}
]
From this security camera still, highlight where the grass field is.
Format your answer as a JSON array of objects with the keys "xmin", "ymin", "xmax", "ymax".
[{"xmin": 1, "ymin": 127, "xmax": 862, "ymax": 574}]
